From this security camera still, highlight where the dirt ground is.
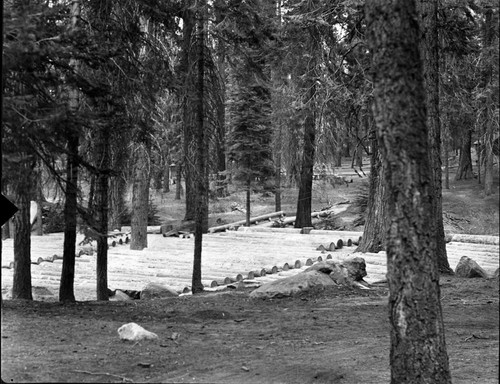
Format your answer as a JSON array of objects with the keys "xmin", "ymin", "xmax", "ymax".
[
  {"xmin": 1, "ymin": 276, "xmax": 498, "ymax": 383},
  {"xmin": 1, "ymin": 160, "xmax": 499, "ymax": 383}
]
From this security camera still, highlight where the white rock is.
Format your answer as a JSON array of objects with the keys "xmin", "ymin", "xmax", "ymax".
[{"xmin": 117, "ymin": 323, "xmax": 158, "ymax": 341}]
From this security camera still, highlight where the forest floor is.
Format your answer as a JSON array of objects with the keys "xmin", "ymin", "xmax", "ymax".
[{"xmin": 1, "ymin": 163, "xmax": 499, "ymax": 383}]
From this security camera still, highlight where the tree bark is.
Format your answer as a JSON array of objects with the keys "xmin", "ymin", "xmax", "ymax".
[
  {"xmin": 366, "ymin": 1, "xmax": 451, "ymax": 382},
  {"xmin": 130, "ymin": 143, "xmax": 150, "ymax": 250},
  {"xmin": 59, "ymin": 132, "xmax": 79, "ymax": 302},
  {"xmin": 455, "ymin": 129, "xmax": 474, "ymax": 180},
  {"xmin": 416, "ymin": 0, "xmax": 452, "ymax": 274},
  {"xmin": 108, "ymin": 174, "xmax": 125, "ymax": 231},
  {"xmin": 214, "ymin": 0, "xmax": 227, "ymax": 198},
  {"xmin": 12, "ymin": 165, "xmax": 33, "ymax": 300},
  {"xmin": 192, "ymin": 0, "xmax": 208, "ymax": 294},
  {"xmin": 481, "ymin": 8, "xmax": 496, "ymax": 196},
  {"xmin": 356, "ymin": 131, "xmax": 388, "ymax": 253},
  {"xmin": 175, "ymin": 162, "xmax": 182, "ymax": 200},
  {"xmin": 95, "ymin": 124, "xmax": 110, "ymax": 301},
  {"xmin": 294, "ymin": 22, "xmax": 318, "ymax": 229},
  {"xmin": 181, "ymin": 5, "xmax": 197, "ymax": 222}
]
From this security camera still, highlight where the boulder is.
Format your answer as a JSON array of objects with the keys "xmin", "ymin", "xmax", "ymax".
[
  {"xmin": 141, "ymin": 282, "xmax": 179, "ymax": 299},
  {"xmin": 109, "ymin": 289, "xmax": 132, "ymax": 301},
  {"xmin": 304, "ymin": 260, "xmax": 336, "ymax": 274},
  {"xmin": 342, "ymin": 257, "xmax": 367, "ymax": 281},
  {"xmin": 455, "ymin": 256, "xmax": 489, "ymax": 278},
  {"xmin": 304, "ymin": 257, "xmax": 367, "ymax": 282},
  {"xmin": 117, "ymin": 323, "xmax": 158, "ymax": 341},
  {"xmin": 249, "ymin": 270, "xmax": 336, "ymax": 299}
]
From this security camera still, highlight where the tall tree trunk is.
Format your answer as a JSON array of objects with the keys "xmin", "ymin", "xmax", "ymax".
[
  {"xmin": 294, "ymin": 91, "xmax": 316, "ymax": 228},
  {"xmin": 366, "ymin": 1, "xmax": 451, "ymax": 382},
  {"xmin": 12, "ymin": 161, "xmax": 33, "ymax": 300},
  {"xmin": 192, "ymin": 1, "xmax": 208, "ymax": 294},
  {"xmin": 294, "ymin": 23, "xmax": 318, "ymax": 229},
  {"xmin": 214, "ymin": 0, "xmax": 227, "ymax": 198},
  {"xmin": 481, "ymin": 8, "xmax": 496, "ymax": 196},
  {"xmin": 181, "ymin": 6, "xmax": 197, "ymax": 221},
  {"xmin": 60, "ymin": 0, "xmax": 81, "ymax": 302},
  {"xmin": 417, "ymin": 0, "xmax": 452, "ymax": 274},
  {"xmin": 59, "ymin": 132, "xmax": 79, "ymax": 302},
  {"xmin": 130, "ymin": 143, "xmax": 150, "ymax": 250},
  {"xmin": 455, "ymin": 129, "xmax": 474, "ymax": 180},
  {"xmin": 356, "ymin": 131, "xmax": 388, "ymax": 253},
  {"xmin": 95, "ymin": 125, "xmax": 110, "ymax": 301}
]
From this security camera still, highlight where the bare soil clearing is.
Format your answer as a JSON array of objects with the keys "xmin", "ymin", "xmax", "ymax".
[{"xmin": 1, "ymin": 276, "xmax": 498, "ymax": 383}]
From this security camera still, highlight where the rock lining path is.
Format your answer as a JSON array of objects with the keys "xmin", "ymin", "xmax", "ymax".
[{"xmin": 2, "ymin": 228, "xmax": 498, "ymax": 301}]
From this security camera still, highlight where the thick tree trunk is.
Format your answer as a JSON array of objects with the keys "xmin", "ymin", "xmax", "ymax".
[
  {"xmin": 356, "ymin": 132, "xmax": 388, "ymax": 253},
  {"xmin": 59, "ymin": 133, "xmax": 79, "ymax": 302},
  {"xmin": 366, "ymin": 1, "xmax": 451, "ymax": 383},
  {"xmin": 294, "ymin": 101, "xmax": 315, "ymax": 228},
  {"xmin": 455, "ymin": 129, "xmax": 474, "ymax": 180},
  {"xmin": 294, "ymin": 24, "xmax": 317, "ymax": 229},
  {"xmin": 417, "ymin": 0, "xmax": 452, "ymax": 274},
  {"xmin": 12, "ymin": 176, "xmax": 33, "ymax": 300},
  {"xmin": 130, "ymin": 144, "xmax": 150, "ymax": 251}
]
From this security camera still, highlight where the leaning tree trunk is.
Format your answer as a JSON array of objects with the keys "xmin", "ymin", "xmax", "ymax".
[
  {"xmin": 417, "ymin": 0, "xmax": 453, "ymax": 274},
  {"xmin": 130, "ymin": 143, "xmax": 150, "ymax": 251},
  {"xmin": 366, "ymin": 1, "xmax": 451, "ymax": 383},
  {"xmin": 12, "ymin": 159, "xmax": 33, "ymax": 300},
  {"xmin": 455, "ymin": 129, "xmax": 474, "ymax": 180}
]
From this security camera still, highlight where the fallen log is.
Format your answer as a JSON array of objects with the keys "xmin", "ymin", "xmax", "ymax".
[
  {"xmin": 208, "ymin": 211, "xmax": 285, "ymax": 233},
  {"xmin": 449, "ymin": 234, "xmax": 499, "ymax": 245}
]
